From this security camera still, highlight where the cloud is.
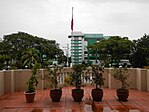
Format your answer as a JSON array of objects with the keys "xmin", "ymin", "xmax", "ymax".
[
  {"xmin": 80, "ymin": 0, "xmax": 149, "ymax": 4},
  {"xmin": 0, "ymin": 0, "xmax": 149, "ymax": 46}
]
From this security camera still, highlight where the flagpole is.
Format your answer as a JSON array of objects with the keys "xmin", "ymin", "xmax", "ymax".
[
  {"xmin": 71, "ymin": 7, "xmax": 74, "ymax": 36},
  {"xmin": 71, "ymin": 7, "xmax": 74, "ymax": 66}
]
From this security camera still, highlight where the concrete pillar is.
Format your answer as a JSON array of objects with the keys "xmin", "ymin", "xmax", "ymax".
[
  {"xmin": 136, "ymin": 68, "xmax": 147, "ymax": 91},
  {"xmin": 140, "ymin": 69, "xmax": 147, "ymax": 91},
  {"xmin": 147, "ymin": 69, "xmax": 149, "ymax": 91},
  {"xmin": 103, "ymin": 69, "xmax": 109, "ymax": 88},
  {"xmin": 62, "ymin": 73, "xmax": 65, "ymax": 84},
  {"xmin": 41, "ymin": 69, "xmax": 44, "ymax": 91},
  {"xmin": 136, "ymin": 68, "xmax": 141, "ymax": 90},
  {"xmin": 128, "ymin": 68, "xmax": 137, "ymax": 89},
  {"xmin": 11, "ymin": 70, "xmax": 15, "ymax": 93},
  {"xmin": 108, "ymin": 68, "xmax": 112, "ymax": 89},
  {"xmin": 0, "ymin": 71, "xmax": 4, "ymax": 96},
  {"xmin": 4, "ymin": 70, "xmax": 11, "ymax": 93}
]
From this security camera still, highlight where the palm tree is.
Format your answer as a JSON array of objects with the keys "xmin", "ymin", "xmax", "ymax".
[{"xmin": 22, "ymin": 48, "xmax": 40, "ymax": 68}]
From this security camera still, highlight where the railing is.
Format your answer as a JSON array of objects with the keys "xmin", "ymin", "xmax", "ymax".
[{"xmin": 0, "ymin": 68, "xmax": 149, "ymax": 96}]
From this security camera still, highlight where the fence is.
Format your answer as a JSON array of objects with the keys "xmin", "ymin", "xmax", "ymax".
[{"xmin": 0, "ymin": 68, "xmax": 149, "ymax": 96}]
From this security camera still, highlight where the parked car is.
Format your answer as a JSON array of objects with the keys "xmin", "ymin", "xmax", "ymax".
[{"xmin": 112, "ymin": 59, "xmax": 131, "ymax": 67}]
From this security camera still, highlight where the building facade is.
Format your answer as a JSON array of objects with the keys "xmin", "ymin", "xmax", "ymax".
[{"xmin": 69, "ymin": 31, "xmax": 109, "ymax": 65}]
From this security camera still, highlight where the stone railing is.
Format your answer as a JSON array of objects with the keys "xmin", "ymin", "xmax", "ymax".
[{"xmin": 0, "ymin": 68, "xmax": 149, "ymax": 96}]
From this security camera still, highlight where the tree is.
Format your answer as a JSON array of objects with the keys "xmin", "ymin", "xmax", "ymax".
[
  {"xmin": 131, "ymin": 34, "xmax": 149, "ymax": 67},
  {"xmin": 88, "ymin": 36, "xmax": 133, "ymax": 67},
  {"xmin": 0, "ymin": 32, "xmax": 65, "ymax": 69}
]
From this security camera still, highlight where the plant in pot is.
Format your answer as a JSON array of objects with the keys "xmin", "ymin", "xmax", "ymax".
[
  {"xmin": 24, "ymin": 63, "xmax": 41, "ymax": 103},
  {"xmin": 113, "ymin": 66, "xmax": 129, "ymax": 101},
  {"xmin": 71, "ymin": 64, "xmax": 86, "ymax": 102},
  {"xmin": 44, "ymin": 65, "xmax": 63, "ymax": 102},
  {"xmin": 22, "ymin": 48, "xmax": 41, "ymax": 103},
  {"xmin": 64, "ymin": 75, "xmax": 73, "ymax": 86},
  {"xmin": 91, "ymin": 65, "xmax": 104, "ymax": 102}
]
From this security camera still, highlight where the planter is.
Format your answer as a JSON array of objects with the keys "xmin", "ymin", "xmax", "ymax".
[
  {"xmin": 72, "ymin": 89, "xmax": 84, "ymax": 102},
  {"xmin": 50, "ymin": 89, "xmax": 62, "ymax": 102},
  {"xmin": 24, "ymin": 91, "xmax": 36, "ymax": 103},
  {"xmin": 91, "ymin": 88, "xmax": 103, "ymax": 102},
  {"xmin": 116, "ymin": 89, "xmax": 129, "ymax": 101}
]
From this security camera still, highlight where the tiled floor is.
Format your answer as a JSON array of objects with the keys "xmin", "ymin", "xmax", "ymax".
[{"xmin": 0, "ymin": 86, "xmax": 149, "ymax": 112}]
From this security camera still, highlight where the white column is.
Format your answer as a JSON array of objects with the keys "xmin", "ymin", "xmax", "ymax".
[
  {"xmin": 41, "ymin": 69, "xmax": 44, "ymax": 91},
  {"xmin": 147, "ymin": 69, "xmax": 149, "ymax": 91},
  {"xmin": 140, "ymin": 69, "xmax": 147, "ymax": 91},
  {"xmin": 63, "ymin": 73, "xmax": 65, "ymax": 84},
  {"xmin": 136, "ymin": 68, "xmax": 147, "ymax": 91},
  {"xmin": 11, "ymin": 70, "xmax": 15, "ymax": 93},
  {"xmin": 136, "ymin": 68, "xmax": 141, "ymax": 90},
  {"xmin": 0, "ymin": 71, "xmax": 4, "ymax": 95},
  {"xmin": 108, "ymin": 68, "xmax": 112, "ymax": 89}
]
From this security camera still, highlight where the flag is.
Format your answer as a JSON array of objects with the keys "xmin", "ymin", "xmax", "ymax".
[
  {"xmin": 71, "ymin": 18, "xmax": 73, "ymax": 31},
  {"xmin": 71, "ymin": 7, "xmax": 74, "ymax": 31}
]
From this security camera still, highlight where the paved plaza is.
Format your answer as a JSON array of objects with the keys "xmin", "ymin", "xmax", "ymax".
[{"xmin": 0, "ymin": 86, "xmax": 149, "ymax": 112}]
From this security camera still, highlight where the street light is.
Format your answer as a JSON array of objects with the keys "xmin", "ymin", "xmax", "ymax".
[{"xmin": 62, "ymin": 44, "xmax": 69, "ymax": 67}]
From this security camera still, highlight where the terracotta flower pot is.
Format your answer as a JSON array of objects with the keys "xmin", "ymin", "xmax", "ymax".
[
  {"xmin": 116, "ymin": 89, "xmax": 129, "ymax": 101},
  {"xmin": 72, "ymin": 89, "xmax": 84, "ymax": 102},
  {"xmin": 50, "ymin": 89, "xmax": 62, "ymax": 102},
  {"xmin": 24, "ymin": 91, "xmax": 36, "ymax": 103},
  {"xmin": 91, "ymin": 88, "xmax": 103, "ymax": 102}
]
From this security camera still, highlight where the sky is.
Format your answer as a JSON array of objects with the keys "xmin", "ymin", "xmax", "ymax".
[{"xmin": 0, "ymin": 0, "xmax": 149, "ymax": 49}]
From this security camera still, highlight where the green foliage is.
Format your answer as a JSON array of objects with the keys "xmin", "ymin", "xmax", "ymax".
[
  {"xmin": 88, "ymin": 36, "xmax": 133, "ymax": 67},
  {"xmin": 72, "ymin": 64, "xmax": 86, "ymax": 89},
  {"xmin": 131, "ymin": 34, "xmax": 149, "ymax": 67},
  {"xmin": 26, "ymin": 63, "xmax": 41, "ymax": 92},
  {"xmin": 64, "ymin": 75, "xmax": 73, "ymax": 86},
  {"xmin": 0, "ymin": 32, "xmax": 65, "ymax": 69},
  {"xmin": 113, "ymin": 67, "xmax": 129, "ymax": 90},
  {"xmin": 22, "ymin": 48, "xmax": 40, "ymax": 68},
  {"xmin": 0, "ymin": 55, "xmax": 10, "ymax": 69},
  {"xmin": 44, "ymin": 65, "xmax": 63, "ymax": 89},
  {"xmin": 92, "ymin": 65, "xmax": 104, "ymax": 89}
]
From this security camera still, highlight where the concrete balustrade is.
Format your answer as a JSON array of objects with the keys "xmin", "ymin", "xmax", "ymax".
[{"xmin": 0, "ymin": 68, "xmax": 149, "ymax": 96}]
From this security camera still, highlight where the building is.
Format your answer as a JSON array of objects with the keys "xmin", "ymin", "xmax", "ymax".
[{"xmin": 68, "ymin": 31, "xmax": 109, "ymax": 65}]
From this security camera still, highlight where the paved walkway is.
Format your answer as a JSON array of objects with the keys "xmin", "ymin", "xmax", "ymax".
[{"xmin": 0, "ymin": 86, "xmax": 149, "ymax": 112}]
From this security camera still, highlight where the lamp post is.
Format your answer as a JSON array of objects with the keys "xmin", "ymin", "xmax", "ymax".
[
  {"xmin": 95, "ymin": 48, "xmax": 98, "ymax": 64},
  {"xmin": 62, "ymin": 44, "xmax": 69, "ymax": 67}
]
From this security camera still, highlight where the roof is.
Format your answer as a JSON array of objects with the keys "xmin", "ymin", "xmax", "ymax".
[
  {"xmin": 68, "ymin": 31, "xmax": 84, "ymax": 38},
  {"xmin": 84, "ymin": 34, "xmax": 104, "ymax": 39}
]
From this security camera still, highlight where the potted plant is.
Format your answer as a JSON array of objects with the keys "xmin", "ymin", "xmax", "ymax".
[
  {"xmin": 71, "ymin": 64, "xmax": 86, "ymax": 102},
  {"xmin": 113, "ymin": 66, "xmax": 129, "ymax": 101},
  {"xmin": 22, "ymin": 48, "xmax": 41, "ymax": 103},
  {"xmin": 44, "ymin": 65, "xmax": 63, "ymax": 102},
  {"xmin": 91, "ymin": 65, "xmax": 104, "ymax": 102},
  {"xmin": 64, "ymin": 75, "xmax": 73, "ymax": 86},
  {"xmin": 24, "ymin": 63, "xmax": 41, "ymax": 103}
]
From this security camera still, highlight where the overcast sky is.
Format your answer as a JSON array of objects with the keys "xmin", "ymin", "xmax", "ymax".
[{"xmin": 0, "ymin": 0, "xmax": 149, "ymax": 48}]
